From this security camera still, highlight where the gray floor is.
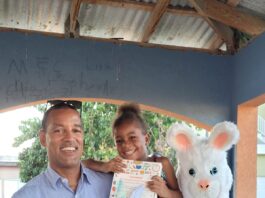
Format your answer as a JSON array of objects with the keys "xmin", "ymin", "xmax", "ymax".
[{"xmin": 257, "ymin": 177, "xmax": 265, "ymax": 198}]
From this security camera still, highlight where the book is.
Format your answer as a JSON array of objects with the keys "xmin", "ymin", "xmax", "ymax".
[{"xmin": 109, "ymin": 159, "xmax": 162, "ymax": 198}]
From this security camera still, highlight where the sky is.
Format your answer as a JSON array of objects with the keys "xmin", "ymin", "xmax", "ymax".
[{"xmin": 0, "ymin": 106, "xmax": 43, "ymax": 157}]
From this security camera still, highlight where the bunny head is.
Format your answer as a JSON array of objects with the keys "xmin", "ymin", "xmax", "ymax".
[{"xmin": 167, "ymin": 121, "xmax": 239, "ymax": 198}]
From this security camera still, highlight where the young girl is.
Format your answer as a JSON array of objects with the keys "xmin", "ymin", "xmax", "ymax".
[{"xmin": 83, "ymin": 103, "xmax": 182, "ymax": 198}]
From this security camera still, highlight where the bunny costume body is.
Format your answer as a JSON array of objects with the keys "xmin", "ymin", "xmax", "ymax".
[{"xmin": 167, "ymin": 122, "xmax": 239, "ymax": 198}]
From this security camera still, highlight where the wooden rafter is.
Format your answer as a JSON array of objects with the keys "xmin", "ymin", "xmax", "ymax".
[
  {"xmin": 141, "ymin": 0, "xmax": 170, "ymax": 43},
  {"xmin": 211, "ymin": 20, "xmax": 235, "ymax": 53},
  {"xmin": 82, "ymin": 0, "xmax": 199, "ymax": 16},
  {"xmin": 227, "ymin": 0, "xmax": 241, "ymax": 7},
  {"xmin": 187, "ymin": 0, "xmax": 235, "ymax": 53},
  {"xmin": 78, "ymin": 34, "xmax": 222, "ymax": 55},
  {"xmin": 69, "ymin": 0, "xmax": 82, "ymax": 37},
  {"xmin": 189, "ymin": 0, "xmax": 265, "ymax": 36}
]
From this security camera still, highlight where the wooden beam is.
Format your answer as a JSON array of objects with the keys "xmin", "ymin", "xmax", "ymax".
[
  {"xmin": 141, "ymin": 0, "xmax": 170, "ymax": 43},
  {"xmin": 83, "ymin": 0, "xmax": 154, "ymax": 11},
  {"xmin": 0, "ymin": 27, "xmax": 65, "ymax": 38},
  {"xmin": 79, "ymin": 34, "xmax": 223, "ymax": 55},
  {"xmin": 0, "ymin": 27, "xmax": 225, "ymax": 55},
  {"xmin": 187, "ymin": 0, "xmax": 235, "ymax": 53},
  {"xmin": 189, "ymin": 0, "xmax": 265, "ymax": 36},
  {"xmin": 210, "ymin": 20, "xmax": 235, "ymax": 53},
  {"xmin": 82, "ymin": 0, "xmax": 199, "ymax": 16},
  {"xmin": 69, "ymin": 0, "xmax": 82, "ymax": 37},
  {"xmin": 227, "ymin": 0, "xmax": 241, "ymax": 7},
  {"xmin": 166, "ymin": 5, "xmax": 199, "ymax": 16}
]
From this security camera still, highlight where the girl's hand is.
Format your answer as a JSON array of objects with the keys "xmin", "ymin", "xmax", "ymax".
[
  {"xmin": 147, "ymin": 176, "xmax": 171, "ymax": 198},
  {"xmin": 104, "ymin": 156, "xmax": 126, "ymax": 173}
]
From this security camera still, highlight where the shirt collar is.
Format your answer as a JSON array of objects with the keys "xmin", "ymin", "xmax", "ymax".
[
  {"xmin": 46, "ymin": 166, "xmax": 62, "ymax": 189},
  {"xmin": 46, "ymin": 164, "xmax": 91, "ymax": 190},
  {"xmin": 81, "ymin": 163, "xmax": 91, "ymax": 184}
]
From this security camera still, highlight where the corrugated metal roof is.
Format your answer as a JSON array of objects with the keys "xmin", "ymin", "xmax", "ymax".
[
  {"xmin": 0, "ymin": 0, "xmax": 264, "ymax": 54},
  {"xmin": 134, "ymin": 0, "xmax": 194, "ymax": 8},
  {"xmin": 149, "ymin": 13, "xmax": 216, "ymax": 49},
  {"xmin": 0, "ymin": 0, "xmax": 71, "ymax": 33},
  {"xmin": 239, "ymin": 0, "xmax": 265, "ymax": 19},
  {"xmin": 169, "ymin": 0, "xmax": 194, "ymax": 8},
  {"xmin": 79, "ymin": 2, "xmax": 214, "ymax": 49},
  {"xmin": 79, "ymin": 3, "xmax": 150, "ymax": 41}
]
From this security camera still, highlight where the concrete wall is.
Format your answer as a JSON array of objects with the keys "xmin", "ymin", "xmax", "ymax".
[
  {"xmin": 233, "ymin": 33, "xmax": 265, "ymax": 107},
  {"xmin": 0, "ymin": 32, "xmax": 234, "ymax": 126},
  {"xmin": 233, "ymin": 33, "xmax": 265, "ymax": 198},
  {"xmin": 0, "ymin": 30, "xmax": 264, "ymax": 198}
]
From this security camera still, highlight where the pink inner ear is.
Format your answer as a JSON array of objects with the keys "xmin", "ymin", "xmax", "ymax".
[
  {"xmin": 176, "ymin": 133, "xmax": 191, "ymax": 150},
  {"xmin": 213, "ymin": 132, "xmax": 228, "ymax": 149}
]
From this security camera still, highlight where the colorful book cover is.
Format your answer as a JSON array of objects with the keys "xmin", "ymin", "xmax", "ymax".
[{"xmin": 109, "ymin": 160, "xmax": 162, "ymax": 198}]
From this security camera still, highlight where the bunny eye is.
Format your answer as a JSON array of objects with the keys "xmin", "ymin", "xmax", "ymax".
[
  {"xmin": 210, "ymin": 167, "xmax": 218, "ymax": 175},
  {"xmin": 189, "ymin": 168, "xmax": 196, "ymax": 177}
]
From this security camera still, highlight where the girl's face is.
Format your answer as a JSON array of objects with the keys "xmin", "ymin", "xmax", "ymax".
[{"xmin": 114, "ymin": 121, "xmax": 149, "ymax": 161}]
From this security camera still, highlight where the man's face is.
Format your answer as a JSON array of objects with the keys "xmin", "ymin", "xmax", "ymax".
[{"xmin": 39, "ymin": 108, "xmax": 83, "ymax": 171}]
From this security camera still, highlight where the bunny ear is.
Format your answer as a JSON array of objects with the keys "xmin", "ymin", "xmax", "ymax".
[
  {"xmin": 208, "ymin": 121, "xmax": 240, "ymax": 151},
  {"xmin": 166, "ymin": 122, "xmax": 197, "ymax": 152}
]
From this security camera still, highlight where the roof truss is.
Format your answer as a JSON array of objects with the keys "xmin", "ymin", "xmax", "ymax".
[{"xmin": 1, "ymin": 0, "xmax": 264, "ymax": 55}]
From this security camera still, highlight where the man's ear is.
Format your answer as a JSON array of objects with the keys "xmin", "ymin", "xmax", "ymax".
[{"xmin": 39, "ymin": 129, "xmax": 47, "ymax": 147}]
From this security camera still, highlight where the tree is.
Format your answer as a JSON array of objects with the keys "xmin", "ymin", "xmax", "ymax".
[
  {"xmin": 13, "ymin": 105, "xmax": 47, "ymax": 182},
  {"xmin": 13, "ymin": 102, "xmax": 180, "ymax": 182}
]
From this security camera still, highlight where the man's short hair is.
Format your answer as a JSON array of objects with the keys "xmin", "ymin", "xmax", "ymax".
[{"xmin": 41, "ymin": 101, "xmax": 82, "ymax": 130}]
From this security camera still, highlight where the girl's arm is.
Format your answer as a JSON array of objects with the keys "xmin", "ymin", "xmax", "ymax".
[
  {"xmin": 82, "ymin": 156, "xmax": 126, "ymax": 173},
  {"xmin": 160, "ymin": 156, "xmax": 179, "ymax": 191}
]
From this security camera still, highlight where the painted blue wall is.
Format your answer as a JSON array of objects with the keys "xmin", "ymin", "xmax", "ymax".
[
  {"xmin": 233, "ymin": 33, "xmax": 265, "ymax": 107},
  {"xmin": 0, "ymin": 32, "xmax": 233, "ymax": 126}
]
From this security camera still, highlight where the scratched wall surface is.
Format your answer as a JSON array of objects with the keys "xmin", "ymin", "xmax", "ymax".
[{"xmin": 0, "ymin": 32, "xmax": 234, "ymax": 126}]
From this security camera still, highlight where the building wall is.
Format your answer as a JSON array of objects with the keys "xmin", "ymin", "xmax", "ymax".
[
  {"xmin": 233, "ymin": 33, "xmax": 265, "ymax": 107},
  {"xmin": 0, "ymin": 166, "xmax": 19, "ymax": 179},
  {"xmin": 257, "ymin": 155, "xmax": 265, "ymax": 177},
  {"xmin": 233, "ymin": 33, "xmax": 265, "ymax": 198},
  {"xmin": 258, "ymin": 104, "xmax": 265, "ymax": 119},
  {"xmin": 0, "ymin": 166, "xmax": 23, "ymax": 198},
  {"xmin": 0, "ymin": 31, "xmax": 264, "ymax": 198},
  {"xmin": 0, "ymin": 32, "xmax": 234, "ymax": 126}
]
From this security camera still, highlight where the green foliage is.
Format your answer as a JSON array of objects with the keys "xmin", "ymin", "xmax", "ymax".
[
  {"xmin": 18, "ymin": 140, "xmax": 47, "ymax": 182},
  {"xmin": 14, "ymin": 102, "xmax": 183, "ymax": 182},
  {"xmin": 82, "ymin": 102, "xmax": 118, "ymax": 161},
  {"xmin": 13, "ymin": 118, "xmax": 41, "ymax": 147},
  {"xmin": 12, "ymin": 111, "xmax": 47, "ymax": 182},
  {"xmin": 142, "ymin": 111, "xmax": 179, "ymax": 167}
]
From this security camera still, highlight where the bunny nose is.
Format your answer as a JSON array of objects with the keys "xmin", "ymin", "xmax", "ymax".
[{"xmin": 198, "ymin": 180, "xmax": 210, "ymax": 190}]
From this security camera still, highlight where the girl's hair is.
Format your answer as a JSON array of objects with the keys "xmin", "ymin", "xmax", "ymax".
[{"xmin": 113, "ymin": 103, "xmax": 147, "ymax": 134}]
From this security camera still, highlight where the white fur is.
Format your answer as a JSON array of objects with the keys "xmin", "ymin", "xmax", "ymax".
[{"xmin": 167, "ymin": 121, "xmax": 240, "ymax": 198}]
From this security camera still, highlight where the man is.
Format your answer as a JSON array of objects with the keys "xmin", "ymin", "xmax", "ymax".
[{"xmin": 12, "ymin": 102, "xmax": 112, "ymax": 197}]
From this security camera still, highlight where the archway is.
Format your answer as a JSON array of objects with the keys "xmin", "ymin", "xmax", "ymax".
[{"xmin": 0, "ymin": 98, "xmax": 211, "ymax": 131}]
